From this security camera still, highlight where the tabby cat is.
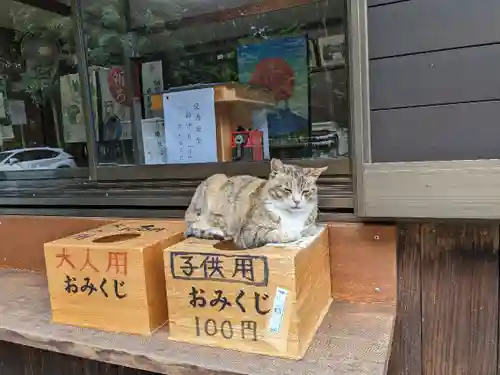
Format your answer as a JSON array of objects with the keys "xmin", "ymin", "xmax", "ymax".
[{"xmin": 184, "ymin": 158, "xmax": 327, "ymax": 249}]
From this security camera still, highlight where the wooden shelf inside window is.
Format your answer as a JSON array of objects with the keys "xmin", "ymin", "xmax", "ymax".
[
  {"xmin": 151, "ymin": 83, "xmax": 276, "ymax": 111},
  {"xmin": 152, "ymin": 83, "xmax": 276, "ymax": 162},
  {"xmin": 0, "ymin": 269, "xmax": 394, "ymax": 375}
]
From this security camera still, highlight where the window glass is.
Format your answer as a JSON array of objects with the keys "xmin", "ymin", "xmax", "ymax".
[
  {"xmin": 79, "ymin": 0, "xmax": 349, "ymax": 167},
  {"xmin": 0, "ymin": 0, "xmax": 89, "ymax": 173}
]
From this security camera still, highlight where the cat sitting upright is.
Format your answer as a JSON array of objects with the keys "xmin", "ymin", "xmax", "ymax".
[{"xmin": 184, "ymin": 158, "xmax": 327, "ymax": 249}]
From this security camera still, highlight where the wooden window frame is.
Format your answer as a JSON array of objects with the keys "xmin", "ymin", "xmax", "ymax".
[{"xmin": 350, "ymin": 0, "xmax": 500, "ymax": 219}]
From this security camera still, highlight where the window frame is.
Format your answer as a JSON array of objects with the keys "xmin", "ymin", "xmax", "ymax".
[{"xmin": 0, "ymin": 0, "xmax": 356, "ymax": 216}]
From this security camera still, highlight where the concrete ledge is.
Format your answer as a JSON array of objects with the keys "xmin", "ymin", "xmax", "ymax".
[{"xmin": 0, "ymin": 269, "xmax": 394, "ymax": 375}]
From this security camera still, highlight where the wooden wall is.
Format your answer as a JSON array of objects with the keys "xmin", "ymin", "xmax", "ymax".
[
  {"xmin": 0, "ymin": 216, "xmax": 115, "ymax": 271},
  {"xmin": 389, "ymin": 222, "xmax": 499, "ymax": 375},
  {"xmin": 368, "ymin": 0, "xmax": 500, "ymax": 162},
  {"xmin": 0, "ymin": 340, "xmax": 157, "ymax": 375}
]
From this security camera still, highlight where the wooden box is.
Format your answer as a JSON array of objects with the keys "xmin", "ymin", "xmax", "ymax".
[
  {"xmin": 44, "ymin": 220, "xmax": 185, "ymax": 335},
  {"xmin": 164, "ymin": 226, "xmax": 331, "ymax": 359}
]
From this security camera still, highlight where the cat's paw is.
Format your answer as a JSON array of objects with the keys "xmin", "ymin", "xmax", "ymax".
[
  {"xmin": 266, "ymin": 230, "xmax": 299, "ymax": 244},
  {"xmin": 301, "ymin": 225, "xmax": 319, "ymax": 238},
  {"xmin": 281, "ymin": 231, "xmax": 301, "ymax": 243},
  {"xmin": 184, "ymin": 225, "xmax": 195, "ymax": 238},
  {"xmin": 203, "ymin": 228, "xmax": 226, "ymax": 240}
]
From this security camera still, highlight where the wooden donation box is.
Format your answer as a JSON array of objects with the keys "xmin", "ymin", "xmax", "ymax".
[
  {"xmin": 44, "ymin": 220, "xmax": 185, "ymax": 335},
  {"xmin": 164, "ymin": 226, "xmax": 332, "ymax": 359}
]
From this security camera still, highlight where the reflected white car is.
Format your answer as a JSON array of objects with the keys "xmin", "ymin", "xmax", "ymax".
[{"xmin": 0, "ymin": 147, "xmax": 77, "ymax": 171}]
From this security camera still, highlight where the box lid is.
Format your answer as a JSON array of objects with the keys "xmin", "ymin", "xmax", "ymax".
[
  {"xmin": 166, "ymin": 225, "xmax": 326, "ymax": 258},
  {"xmin": 45, "ymin": 220, "xmax": 185, "ymax": 250}
]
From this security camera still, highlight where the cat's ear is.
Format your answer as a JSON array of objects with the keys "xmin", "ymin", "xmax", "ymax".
[
  {"xmin": 270, "ymin": 158, "xmax": 284, "ymax": 174},
  {"xmin": 306, "ymin": 166, "xmax": 328, "ymax": 178}
]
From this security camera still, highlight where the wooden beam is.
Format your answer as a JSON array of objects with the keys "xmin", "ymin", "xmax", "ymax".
[{"xmin": 173, "ymin": 0, "xmax": 321, "ymax": 28}]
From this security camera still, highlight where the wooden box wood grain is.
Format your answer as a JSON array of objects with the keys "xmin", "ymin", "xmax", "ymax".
[
  {"xmin": 44, "ymin": 220, "xmax": 185, "ymax": 336},
  {"xmin": 163, "ymin": 226, "xmax": 331, "ymax": 359}
]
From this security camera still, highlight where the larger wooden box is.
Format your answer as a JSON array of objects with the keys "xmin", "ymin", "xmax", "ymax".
[
  {"xmin": 164, "ymin": 226, "xmax": 331, "ymax": 359},
  {"xmin": 44, "ymin": 220, "xmax": 184, "ymax": 335}
]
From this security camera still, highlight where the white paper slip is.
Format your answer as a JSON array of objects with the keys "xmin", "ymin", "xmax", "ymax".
[
  {"xmin": 163, "ymin": 87, "xmax": 218, "ymax": 164},
  {"xmin": 268, "ymin": 287, "xmax": 289, "ymax": 334},
  {"xmin": 142, "ymin": 118, "xmax": 167, "ymax": 165}
]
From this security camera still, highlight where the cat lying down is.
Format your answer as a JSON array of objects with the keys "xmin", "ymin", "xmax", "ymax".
[{"xmin": 184, "ymin": 158, "xmax": 327, "ymax": 249}]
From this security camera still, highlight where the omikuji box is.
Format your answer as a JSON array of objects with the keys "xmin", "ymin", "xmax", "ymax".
[
  {"xmin": 44, "ymin": 220, "xmax": 184, "ymax": 335},
  {"xmin": 163, "ymin": 226, "xmax": 332, "ymax": 359}
]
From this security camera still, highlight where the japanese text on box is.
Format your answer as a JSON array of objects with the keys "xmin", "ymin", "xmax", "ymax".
[
  {"xmin": 169, "ymin": 251, "xmax": 288, "ymax": 342},
  {"xmin": 56, "ymin": 247, "xmax": 129, "ymax": 300},
  {"xmin": 170, "ymin": 251, "xmax": 269, "ymax": 286}
]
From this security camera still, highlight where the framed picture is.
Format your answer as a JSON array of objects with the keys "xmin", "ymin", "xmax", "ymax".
[
  {"xmin": 308, "ymin": 39, "xmax": 319, "ymax": 68},
  {"xmin": 318, "ymin": 34, "xmax": 345, "ymax": 68}
]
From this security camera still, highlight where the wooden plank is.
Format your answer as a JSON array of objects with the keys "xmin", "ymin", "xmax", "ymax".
[
  {"xmin": 363, "ymin": 160, "xmax": 500, "ymax": 219},
  {"xmin": 370, "ymin": 44, "xmax": 500, "ymax": 109},
  {"xmin": 166, "ymin": 0, "xmax": 322, "ymax": 29},
  {"xmin": 151, "ymin": 84, "xmax": 275, "ymax": 112},
  {"xmin": 387, "ymin": 223, "xmax": 422, "ymax": 375},
  {"xmin": 0, "ymin": 269, "xmax": 394, "ymax": 375},
  {"xmin": 368, "ymin": 0, "xmax": 500, "ymax": 59},
  {"xmin": 328, "ymin": 223, "xmax": 396, "ymax": 304},
  {"xmin": 371, "ymin": 101, "xmax": 500, "ymax": 163},
  {"xmin": 420, "ymin": 222, "xmax": 498, "ymax": 375}
]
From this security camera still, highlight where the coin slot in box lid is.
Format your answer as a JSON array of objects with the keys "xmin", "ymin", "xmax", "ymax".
[
  {"xmin": 92, "ymin": 233, "xmax": 142, "ymax": 243},
  {"xmin": 213, "ymin": 239, "xmax": 245, "ymax": 251}
]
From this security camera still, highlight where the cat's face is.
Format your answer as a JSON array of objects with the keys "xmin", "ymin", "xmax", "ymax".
[{"xmin": 266, "ymin": 159, "xmax": 328, "ymax": 212}]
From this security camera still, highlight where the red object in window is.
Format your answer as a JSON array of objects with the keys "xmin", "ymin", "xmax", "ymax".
[
  {"xmin": 231, "ymin": 130, "xmax": 264, "ymax": 161},
  {"xmin": 249, "ymin": 58, "xmax": 295, "ymax": 102},
  {"xmin": 108, "ymin": 67, "xmax": 131, "ymax": 106}
]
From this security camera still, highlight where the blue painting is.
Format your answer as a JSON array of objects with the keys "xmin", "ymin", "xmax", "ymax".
[{"xmin": 237, "ymin": 36, "xmax": 309, "ymax": 138}]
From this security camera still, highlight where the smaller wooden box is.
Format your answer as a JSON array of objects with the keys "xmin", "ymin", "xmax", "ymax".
[
  {"xmin": 164, "ymin": 226, "xmax": 331, "ymax": 359},
  {"xmin": 44, "ymin": 220, "xmax": 185, "ymax": 335}
]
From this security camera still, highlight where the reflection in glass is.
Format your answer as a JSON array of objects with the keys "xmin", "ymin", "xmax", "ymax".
[
  {"xmin": 0, "ymin": 0, "xmax": 88, "ymax": 172},
  {"xmin": 80, "ymin": 0, "xmax": 349, "ymax": 166}
]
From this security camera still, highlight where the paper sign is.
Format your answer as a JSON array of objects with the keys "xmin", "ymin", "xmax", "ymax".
[
  {"xmin": 141, "ymin": 61, "xmax": 164, "ymax": 119},
  {"xmin": 2, "ymin": 125, "xmax": 13, "ymax": 139},
  {"xmin": 0, "ymin": 93, "xmax": 6, "ymax": 119},
  {"xmin": 268, "ymin": 287, "xmax": 289, "ymax": 334},
  {"xmin": 252, "ymin": 108, "xmax": 270, "ymax": 159},
  {"xmin": 60, "ymin": 73, "xmax": 86, "ymax": 143},
  {"xmin": 8, "ymin": 100, "xmax": 27, "ymax": 125},
  {"xmin": 142, "ymin": 118, "xmax": 167, "ymax": 165},
  {"xmin": 163, "ymin": 88, "xmax": 218, "ymax": 164},
  {"xmin": 98, "ymin": 66, "xmax": 132, "ymax": 140}
]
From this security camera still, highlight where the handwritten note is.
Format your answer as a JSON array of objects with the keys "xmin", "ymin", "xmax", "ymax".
[
  {"xmin": 163, "ymin": 88, "xmax": 218, "ymax": 164},
  {"xmin": 142, "ymin": 118, "xmax": 167, "ymax": 165}
]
